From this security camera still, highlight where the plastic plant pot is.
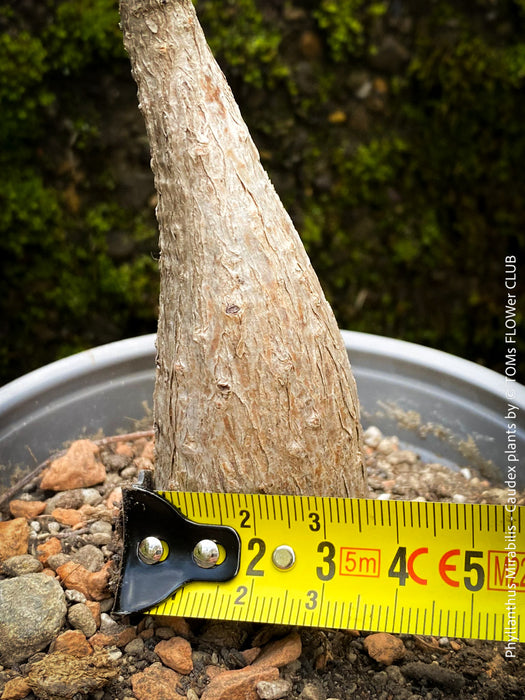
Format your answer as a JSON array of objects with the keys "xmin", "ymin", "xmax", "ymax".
[{"xmin": 0, "ymin": 332, "xmax": 523, "ymax": 494}]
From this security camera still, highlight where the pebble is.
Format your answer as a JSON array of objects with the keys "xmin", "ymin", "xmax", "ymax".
[
  {"xmin": 131, "ymin": 663, "xmax": 182, "ymax": 700},
  {"xmin": 256, "ymin": 678, "xmax": 292, "ymax": 699},
  {"xmin": 51, "ymin": 629, "xmax": 94, "ymax": 657},
  {"xmin": 124, "ymin": 637, "xmax": 145, "ymax": 655},
  {"xmin": 72, "ymin": 543, "xmax": 105, "ymax": 572},
  {"xmin": 0, "ymin": 518, "xmax": 29, "ymax": 562},
  {"xmin": 68, "ymin": 603, "xmax": 98, "ymax": 637},
  {"xmin": 65, "ymin": 588, "xmax": 87, "ymax": 604},
  {"xmin": 88, "ymin": 532, "xmax": 113, "ymax": 546},
  {"xmin": 9, "ymin": 498, "xmax": 46, "ymax": 519},
  {"xmin": 155, "ymin": 636, "xmax": 193, "ymax": 674},
  {"xmin": 40, "ymin": 439, "xmax": 106, "ymax": 491},
  {"xmin": 252, "ymin": 631, "xmax": 302, "ymax": 669},
  {"xmin": 90, "ymin": 519, "xmax": 113, "ymax": 535},
  {"xmin": 56, "ymin": 560, "xmax": 112, "ymax": 600},
  {"xmin": 363, "ymin": 425, "xmax": 383, "ymax": 447},
  {"xmin": 44, "ymin": 488, "xmax": 86, "ymax": 513},
  {"xmin": 202, "ymin": 665, "xmax": 280, "ymax": 700},
  {"xmin": 452, "ymin": 494, "xmax": 467, "ymax": 504},
  {"xmin": 47, "ymin": 553, "xmax": 71, "ymax": 570},
  {"xmin": 363, "ymin": 632, "xmax": 406, "ymax": 666},
  {"xmin": 0, "ymin": 573, "xmax": 67, "ymax": 666},
  {"xmin": 82, "ymin": 487, "xmax": 104, "ymax": 505},
  {"xmin": 36, "ymin": 536, "xmax": 62, "ymax": 565},
  {"xmin": 1, "ymin": 676, "xmax": 32, "ymax": 699},
  {"xmin": 1, "ymin": 554, "xmax": 43, "ymax": 577}
]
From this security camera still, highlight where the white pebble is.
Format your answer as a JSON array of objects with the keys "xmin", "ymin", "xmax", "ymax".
[
  {"xmin": 65, "ymin": 589, "xmax": 87, "ymax": 604},
  {"xmin": 438, "ymin": 637, "xmax": 450, "ymax": 647},
  {"xmin": 363, "ymin": 425, "xmax": 383, "ymax": 448},
  {"xmin": 460, "ymin": 467, "xmax": 472, "ymax": 480},
  {"xmin": 48, "ymin": 521, "xmax": 61, "ymax": 534},
  {"xmin": 377, "ymin": 437, "xmax": 399, "ymax": 455},
  {"xmin": 452, "ymin": 494, "xmax": 467, "ymax": 504},
  {"xmin": 30, "ymin": 521, "xmax": 41, "ymax": 533},
  {"xmin": 377, "ymin": 493, "xmax": 390, "ymax": 500},
  {"xmin": 82, "ymin": 488, "xmax": 103, "ymax": 505},
  {"xmin": 107, "ymin": 648, "xmax": 123, "ymax": 662}
]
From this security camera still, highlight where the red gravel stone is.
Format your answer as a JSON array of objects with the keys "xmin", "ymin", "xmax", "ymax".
[
  {"xmin": 9, "ymin": 499, "xmax": 46, "ymax": 520},
  {"xmin": 155, "ymin": 636, "xmax": 193, "ymax": 674},
  {"xmin": 36, "ymin": 537, "xmax": 62, "ymax": 566},
  {"xmin": 252, "ymin": 631, "xmax": 302, "ymax": 669},
  {"xmin": 131, "ymin": 663, "xmax": 183, "ymax": 700},
  {"xmin": 363, "ymin": 632, "xmax": 406, "ymax": 666},
  {"xmin": 56, "ymin": 561, "xmax": 112, "ymax": 601},
  {"xmin": 40, "ymin": 440, "xmax": 105, "ymax": 491},
  {"xmin": 201, "ymin": 665, "xmax": 280, "ymax": 700},
  {"xmin": 0, "ymin": 518, "xmax": 29, "ymax": 562},
  {"xmin": 51, "ymin": 630, "xmax": 93, "ymax": 657}
]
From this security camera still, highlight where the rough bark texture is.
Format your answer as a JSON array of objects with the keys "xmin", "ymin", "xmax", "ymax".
[{"xmin": 119, "ymin": 0, "xmax": 367, "ymax": 498}]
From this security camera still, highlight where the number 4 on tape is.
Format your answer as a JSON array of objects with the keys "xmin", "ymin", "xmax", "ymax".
[{"xmin": 114, "ymin": 479, "xmax": 524, "ymax": 643}]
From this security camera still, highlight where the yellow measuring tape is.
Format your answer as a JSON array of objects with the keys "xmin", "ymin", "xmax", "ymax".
[{"xmin": 148, "ymin": 492, "xmax": 524, "ymax": 643}]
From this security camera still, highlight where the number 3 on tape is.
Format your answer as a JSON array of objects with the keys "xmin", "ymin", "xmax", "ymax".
[{"xmin": 115, "ymin": 484, "xmax": 524, "ymax": 643}]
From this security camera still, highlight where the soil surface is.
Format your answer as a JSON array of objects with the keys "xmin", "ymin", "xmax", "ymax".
[{"xmin": 0, "ymin": 427, "xmax": 523, "ymax": 700}]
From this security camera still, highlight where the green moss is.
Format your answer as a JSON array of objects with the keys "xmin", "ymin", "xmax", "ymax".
[
  {"xmin": 313, "ymin": 0, "xmax": 386, "ymax": 62},
  {"xmin": 1, "ymin": 0, "xmax": 524, "ymax": 383},
  {"xmin": 195, "ymin": 0, "xmax": 290, "ymax": 88}
]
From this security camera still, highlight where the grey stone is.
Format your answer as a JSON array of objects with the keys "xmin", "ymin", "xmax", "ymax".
[
  {"xmin": 68, "ymin": 603, "xmax": 97, "ymax": 637},
  {"xmin": 82, "ymin": 488, "xmax": 103, "ymax": 506},
  {"xmin": 45, "ymin": 489, "xmax": 85, "ymax": 513},
  {"xmin": 88, "ymin": 532, "xmax": 112, "ymax": 546},
  {"xmin": 100, "ymin": 612, "xmax": 126, "ymax": 636},
  {"xmin": 1, "ymin": 555, "xmax": 43, "ymax": 577},
  {"xmin": 0, "ymin": 573, "xmax": 67, "ymax": 666},
  {"xmin": 89, "ymin": 520, "xmax": 113, "ymax": 535},
  {"xmin": 72, "ymin": 544, "xmax": 105, "ymax": 572},
  {"xmin": 124, "ymin": 637, "xmax": 145, "ymax": 655},
  {"xmin": 47, "ymin": 553, "xmax": 71, "ymax": 571},
  {"xmin": 257, "ymin": 678, "xmax": 292, "ymax": 699}
]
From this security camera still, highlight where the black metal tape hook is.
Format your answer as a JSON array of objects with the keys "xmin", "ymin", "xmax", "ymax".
[{"xmin": 114, "ymin": 483, "xmax": 240, "ymax": 615}]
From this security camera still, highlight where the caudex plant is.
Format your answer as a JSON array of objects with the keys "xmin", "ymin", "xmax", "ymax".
[{"xmin": 119, "ymin": 0, "xmax": 368, "ymax": 500}]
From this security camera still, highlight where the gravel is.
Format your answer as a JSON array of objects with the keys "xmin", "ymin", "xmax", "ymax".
[{"xmin": 0, "ymin": 426, "xmax": 523, "ymax": 699}]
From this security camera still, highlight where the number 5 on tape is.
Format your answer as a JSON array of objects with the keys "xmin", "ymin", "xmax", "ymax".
[{"xmin": 114, "ymin": 483, "xmax": 524, "ymax": 643}]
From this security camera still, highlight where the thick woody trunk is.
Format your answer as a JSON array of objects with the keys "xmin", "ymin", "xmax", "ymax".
[{"xmin": 119, "ymin": 0, "xmax": 367, "ymax": 498}]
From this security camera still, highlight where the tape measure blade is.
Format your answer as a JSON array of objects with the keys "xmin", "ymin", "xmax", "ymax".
[{"xmin": 151, "ymin": 492, "xmax": 524, "ymax": 643}]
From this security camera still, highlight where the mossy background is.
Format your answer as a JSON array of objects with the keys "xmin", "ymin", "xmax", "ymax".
[{"xmin": 1, "ymin": 0, "xmax": 523, "ymax": 385}]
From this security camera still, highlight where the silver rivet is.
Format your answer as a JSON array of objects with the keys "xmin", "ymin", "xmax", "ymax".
[
  {"xmin": 138, "ymin": 536, "xmax": 164, "ymax": 565},
  {"xmin": 272, "ymin": 545, "xmax": 296, "ymax": 570},
  {"xmin": 193, "ymin": 539, "xmax": 220, "ymax": 568}
]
